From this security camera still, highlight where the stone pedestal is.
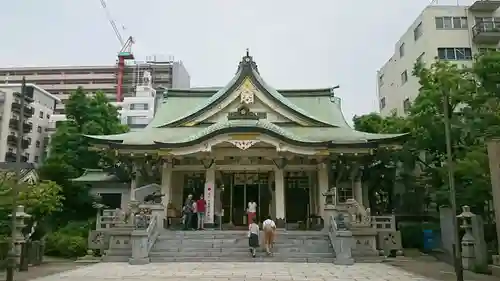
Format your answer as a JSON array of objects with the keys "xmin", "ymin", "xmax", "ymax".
[
  {"xmin": 323, "ymin": 205, "xmax": 339, "ymax": 232},
  {"xmin": 333, "ymin": 230, "xmax": 355, "ymax": 265},
  {"xmin": 140, "ymin": 204, "xmax": 165, "ymax": 230},
  {"xmin": 129, "ymin": 230, "xmax": 150, "ymax": 265}
]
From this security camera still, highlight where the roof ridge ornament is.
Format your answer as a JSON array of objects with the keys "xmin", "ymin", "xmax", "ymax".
[{"xmin": 237, "ymin": 48, "xmax": 259, "ymax": 74}]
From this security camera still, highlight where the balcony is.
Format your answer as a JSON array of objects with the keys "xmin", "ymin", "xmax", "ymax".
[
  {"xmin": 472, "ymin": 22, "xmax": 500, "ymax": 44},
  {"xmin": 5, "ymin": 152, "xmax": 28, "ymax": 163},
  {"xmin": 469, "ymin": 0, "xmax": 500, "ymax": 12},
  {"xmin": 11, "ymin": 102, "xmax": 34, "ymax": 118},
  {"xmin": 9, "ymin": 119, "xmax": 32, "ymax": 133},
  {"xmin": 7, "ymin": 135, "xmax": 30, "ymax": 149},
  {"xmin": 13, "ymin": 85, "xmax": 34, "ymax": 102}
]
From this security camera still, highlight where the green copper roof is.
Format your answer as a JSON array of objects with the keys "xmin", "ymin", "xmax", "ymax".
[
  {"xmin": 71, "ymin": 169, "xmax": 120, "ymax": 182},
  {"xmin": 85, "ymin": 52, "xmax": 406, "ymax": 147}
]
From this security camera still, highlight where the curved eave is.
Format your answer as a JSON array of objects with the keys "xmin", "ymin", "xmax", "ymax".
[{"xmin": 157, "ymin": 63, "xmax": 335, "ymax": 128}]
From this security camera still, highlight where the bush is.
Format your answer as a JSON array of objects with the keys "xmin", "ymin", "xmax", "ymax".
[{"xmin": 44, "ymin": 221, "xmax": 92, "ymax": 258}]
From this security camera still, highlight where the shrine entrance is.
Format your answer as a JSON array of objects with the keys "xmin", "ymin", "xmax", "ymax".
[
  {"xmin": 221, "ymin": 172, "xmax": 271, "ymax": 226},
  {"xmin": 285, "ymin": 172, "xmax": 310, "ymax": 224}
]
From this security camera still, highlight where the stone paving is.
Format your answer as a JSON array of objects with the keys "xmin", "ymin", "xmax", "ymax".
[{"xmin": 28, "ymin": 262, "xmax": 434, "ymax": 281}]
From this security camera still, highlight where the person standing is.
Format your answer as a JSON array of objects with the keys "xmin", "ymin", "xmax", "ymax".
[
  {"xmin": 183, "ymin": 194, "xmax": 194, "ymax": 230},
  {"xmin": 196, "ymin": 195, "xmax": 207, "ymax": 230},
  {"xmin": 248, "ymin": 217, "xmax": 260, "ymax": 258},
  {"xmin": 247, "ymin": 200, "xmax": 257, "ymax": 226},
  {"xmin": 262, "ymin": 216, "xmax": 276, "ymax": 255}
]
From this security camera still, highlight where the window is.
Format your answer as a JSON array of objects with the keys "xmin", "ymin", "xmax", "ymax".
[
  {"xmin": 416, "ymin": 52, "xmax": 425, "ymax": 65},
  {"xmin": 127, "ymin": 116, "xmax": 149, "ymax": 125},
  {"xmin": 35, "ymin": 140, "xmax": 40, "ymax": 148},
  {"xmin": 39, "ymin": 111, "xmax": 43, "ymax": 118},
  {"xmin": 413, "ymin": 22, "xmax": 423, "ymax": 41},
  {"xmin": 378, "ymin": 74, "xmax": 384, "ymax": 86},
  {"xmin": 129, "ymin": 103, "xmax": 149, "ymax": 110},
  {"xmin": 37, "ymin": 126, "xmax": 42, "ymax": 133},
  {"xmin": 478, "ymin": 47, "xmax": 498, "ymax": 53},
  {"xmin": 34, "ymin": 156, "xmax": 39, "ymax": 163},
  {"xmin": 435, "ymin": 16, "xmax": 468, "ymax": 29},
  {"xmin": 437, "ymin": 47, "xmax": 472, "ymax": 60},
  {"xmin": 380, "ymin": 97, "xmax": 386, "ymax": 110},
  {"xmin": 403, "ymin": 98, "xmax": 411, "ymax": 113},
  {"xmin": 338, "ymin": 186, "xmax": 354, "ymax": 203},
  {"xmin": 399, "ymin": 43, "xmax": 405, "ymax": 58},
  {"xmin": 25, "ymin": 153, "xmax": 29, "ymax": 160},
  {"xmin": 401, "ymin": 70, "xmax": 408, "ymax": 84}
]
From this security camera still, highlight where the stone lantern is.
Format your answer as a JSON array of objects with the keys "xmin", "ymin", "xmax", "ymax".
[
  {"xmin": 8, "ymin": 205, "xmax": 31, "ymax": 262},
  {"xmin": 457, "ymin": 205, "xmax": 475, "ymax": 270}
]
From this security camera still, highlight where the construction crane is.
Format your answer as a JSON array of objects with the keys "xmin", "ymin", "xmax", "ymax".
[{"xmin": 99, "ymin": 0, "xmax": 135, "ymax": 102}]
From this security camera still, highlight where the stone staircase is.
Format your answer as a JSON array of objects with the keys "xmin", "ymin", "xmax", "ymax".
[{"xmin": 149, "ymin": 230, "xmax": 335, "ymax": 262}]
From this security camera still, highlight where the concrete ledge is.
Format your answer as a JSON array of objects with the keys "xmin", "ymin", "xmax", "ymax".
[
  {"xmin": 334, "ymin": 257, "xmax": 354, "ymax": 265},
  {"xmin": 489, "ymin": 265, "xmax": 500, "ymax": 277},
  {"xmin": 128, "ymin": 257, "xmax": 151, "ymax": 265}
]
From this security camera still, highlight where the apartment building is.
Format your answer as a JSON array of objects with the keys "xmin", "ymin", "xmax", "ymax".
[
  {"xmin": 0, "ymin": 59, "xmax": 190, "ymax": 114},
  {"xmin": 0, "ymin": 84, "xmax": 60, "ymax": 164},
  {"xmin": 377, "ymin": 1, "xmax": 500, "ymax": 116}
]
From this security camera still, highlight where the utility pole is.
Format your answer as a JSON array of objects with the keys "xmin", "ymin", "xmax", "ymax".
[
  {"xmin": 6, "ymin": 77, "xmax": 27, "ymax": 281},
  {"xmin": 442, "ymin": 89, "xmax": 464, "ymax": 281}
]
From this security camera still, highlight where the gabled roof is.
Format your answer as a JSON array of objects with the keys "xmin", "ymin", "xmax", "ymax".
[
  {"xmin": 150, "ymin": 51, "xmax": 339, "ymax": 128},
  {"xmin": 71, "ymin": 169, "xmax": 120, "ymax": 182}
]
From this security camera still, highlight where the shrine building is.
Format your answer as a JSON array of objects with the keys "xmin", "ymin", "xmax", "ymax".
[{"xmin": 84, "ymin": 51, "xmax": 405, "ymax": 228}]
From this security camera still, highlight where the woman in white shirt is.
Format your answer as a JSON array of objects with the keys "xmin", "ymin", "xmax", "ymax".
[
  {"xmin": 247, "ymin": 201, "xmax": 257, "ymax": 226},
  {"xmin": 248, "ymin": 217, "xmax": 259, "ymax": 258}
]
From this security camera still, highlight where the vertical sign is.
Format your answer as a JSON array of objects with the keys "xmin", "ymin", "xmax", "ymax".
[{"xmin": 204, "ymin": 182, "xmax": 214, "ymax": 224}]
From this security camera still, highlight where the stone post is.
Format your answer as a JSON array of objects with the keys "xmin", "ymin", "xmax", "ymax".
[
  {"xmin": 487, "ymin": 140, "xmax": 500, "ymax": 252},
  {"xmin": 160, "ymin": 161, "xmax": 173, "ymax": 213},
  {"xmin": 274, "ymin": 168, "xmax": 286, "ymax": 228},
  {"xmin": 9, "ymin": 205, "xmax": 30, "ymax": 264},
  {"xmin": 130, "ymin": 162, "xmax": 139, "ymax": 201},
  {"xmin": 471, "ymin": 215, "xmax": 487, "ymax": 270},
  {"xmin": 129, "ymin": 229, "xmax": 150, "ymax": 265},
  {"xmin": 317, "ymin": 163, "xmax": 329, "ymax": 219},
  {"xmin": 457, "ymin": 205, "xmax": 475, "ymax": 270}
]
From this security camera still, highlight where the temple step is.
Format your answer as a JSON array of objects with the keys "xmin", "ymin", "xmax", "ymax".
[{"xmin": 150, "ymin": 230, "xmax": 335, "ymax": 263}]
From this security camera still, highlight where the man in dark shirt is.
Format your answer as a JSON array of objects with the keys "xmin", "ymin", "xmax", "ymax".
[{"xmin": 183, "ymin": 194, "xmax": 194, "ymax": 230}]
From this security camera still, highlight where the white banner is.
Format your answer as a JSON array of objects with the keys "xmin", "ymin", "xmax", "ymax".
[{"xmin": 204, "ymin": 182, "xmax": 215, "ymax": 224}]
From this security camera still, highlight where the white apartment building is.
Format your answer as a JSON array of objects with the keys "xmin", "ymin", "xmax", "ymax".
[
  {"xmin": 377, "ymin": 0, "xmax": 500, "ymax": 116},
  {"xmin": 0, "ymin": 59, "xmax": 190, "ymax": 114},
  {"xmin": 0, "ymin": 84, "xmax": 60, "ymax": 164},
  {"xmin": 48, "ymin": 76, "xmax": 159, "ymax": 132}
]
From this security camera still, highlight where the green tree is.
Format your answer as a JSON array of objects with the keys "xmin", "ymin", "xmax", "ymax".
[
  {"xmin": 39, "ymin": 88, "xmax": 128, "ymax": 222},
  {"xmin": 0, "ymin": 172, "xmax": 64, "ymax": 236}
]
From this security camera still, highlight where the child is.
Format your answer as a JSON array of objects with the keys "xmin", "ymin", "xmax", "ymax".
[
  {"xmin": 262, "ymin": 216, "xmax": 276, "ymax": 255},
  {"xmin": 248, "ymin": 217, "xmax": 259, "ymax": 258}
]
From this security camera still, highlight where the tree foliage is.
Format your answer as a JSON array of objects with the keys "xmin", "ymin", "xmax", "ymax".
[
  {"xmin": 0, "ymin": 172, "xmax": 63, "ymax": 235},
  {"xmin": 39, "ymin": 88, "xmax": 128, "ymax": 223},
  {"xmin": 354, "ymin": 52, "xmax": 500, "ymax": 218}
]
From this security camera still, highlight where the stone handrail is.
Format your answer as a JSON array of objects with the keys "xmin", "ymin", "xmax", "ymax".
[
  {"xmin": 327, "ymin": 213, "xmax": 354, "ymax": 265},
  {"xmin": 370, "ymin": 215, "xmax": 396, "ymax": 231},
  {"xmin": 129, "ymin": 212, "xmax": 160, "ymax": 265},
  {"xmin": 146, "ymin": 215, "xmax": 159, "ymax": 253}
]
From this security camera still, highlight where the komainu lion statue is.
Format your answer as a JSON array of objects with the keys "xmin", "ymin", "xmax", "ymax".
[{"xmin": 346, "ymin": 198, "xmax": 371, "ymax": 225}]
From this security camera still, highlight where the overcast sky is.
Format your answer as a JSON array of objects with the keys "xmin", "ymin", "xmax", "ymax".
[{"xmin": 0, "ymin": 0, "xmax": 470, "ymax": 122}]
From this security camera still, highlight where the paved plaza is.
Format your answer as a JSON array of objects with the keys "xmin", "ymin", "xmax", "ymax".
[{"xmin": 28, "ymin": 262, "xmax": 433, "ymax": 281}]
